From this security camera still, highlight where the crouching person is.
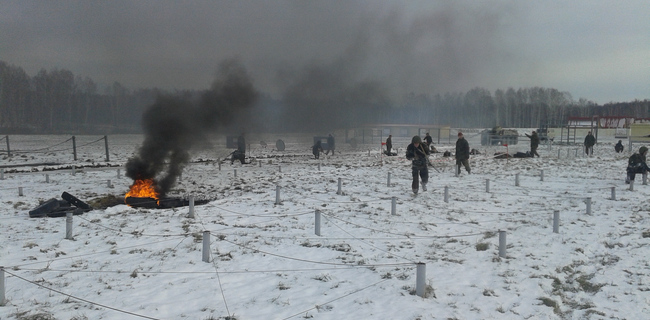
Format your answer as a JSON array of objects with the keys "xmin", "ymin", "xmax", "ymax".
[
  {"xmin": 626, "ymin": 146, "xmax": 650, "ymax": 184},
  {"xmin": 406, "ymin": 136, "xmax": 430, "ymax": 194}
]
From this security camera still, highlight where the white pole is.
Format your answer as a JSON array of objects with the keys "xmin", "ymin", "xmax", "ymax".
[
  {"xmin": 188, "ymin": 195, "xmax": 195, "ymax": 218},
  {"xmin": 315, "ymin": 210, "xmax": 321, "ymax": 236},
  {"xmin": 387, "ymin": 172, "xmax": 391, "ymax": 187},
  {"xmin": 585, "ymin": 197, "xmax": 592, "ymax": 215},
  {"xmin": 444, "ymin": 186, "xmax": 449, "ymax": 203},
  {"xmin": 630, "ymin": 180, "xmax": 635, "ymax": 191},
  {"xmin": 391, "ymin": 196, "xmax": 396, "ymax": 215},
  {"xmin": 275, "ymin": 185, "xmax": 281, "ymax": 205},
  {"xmin": 611, "ymin": 187, "xmax": 616, "ymax": 200},
  {"xmin": 0, "ymin": 168, "xmax": 3, "ymax": 180},
  {"xmin": 485, "ymin": 179, "xmax": 490, "ymax": 193},
  {"xmin": 18, "ymin": 187, "xmax": 23, "ymax": 197},
  {"xmin": 643, "ymin": 172, "xmax": 647, "ymax": 185},
  {"xmin": 234, "ymin": 169, "xmax": 237, "ymax": 178},
  {"xmin": 498, "ymin": 230, "xmax": 507, "ymax": 258},
  {"xmin": 337, "ymin": 178, "xmax": 342, "ymax": 195},
  {"xmin": 553, "ymin": 210, "xmax": 560, "ymax": 233},
  {"xmin": 318, "ymin": 162, "xmax": 321, "ymax": 171},
  {"xmin": 117, "ymin": 168, "xmax": 121, "ymax": 178},
  {"xmin": 515, "ymin": 173, "xmax": 520, "ymax": 187},
  {"xmin": 46, "ymin": 174, "xmax": 50, "ymax": 183},
  {"xmin": 107, "ymin": 179, "xmax": 112, "ymax": 188},
  {"xmin": 202, "ymin": 231, "xmax": 210, "ymax": 263},
  {"xmin": 65, "ymin": 212, "xmax": 73, "ymax": 240},
  {"xmin": 557, "ymin": 149, "xmax": 561, "ymax": 159},
  {"xmin": 416, "ymin": 262, "xmax": 426, "ymax": 297},
  {"xmin": 540, "ymin": 169, "xmax": 544, "ymax": 181},
  {"xmin": 0, "ymin": 266, "xmax": 5, "ymax": 306}
]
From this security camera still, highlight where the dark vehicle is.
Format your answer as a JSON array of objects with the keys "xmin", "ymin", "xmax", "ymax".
[{"xmin": 481, "ymin": 127, "xmax": 518, "ymax": 146}]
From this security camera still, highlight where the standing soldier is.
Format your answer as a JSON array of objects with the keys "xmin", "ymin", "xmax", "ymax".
[
  {"xmin": 424, "ymin": 132, "xmax": 433, "ymax": 150},
  {"xmin": 324, "ymin": 134, "xmax": 335, "ymax": 155},
  {"xmin": 455, "ymin": 132, "xmax": 471, "ymax": 175},
  {"xmin": 385, "ymin": 135, "xmax": 393, "ymax": 155},
  {"xmin": 406, "ymin": 136, "xmax": 430, "ymax": 194},
  {"xmin": 584, "ymin": 131, "xmax": 596, "ymax": 155},
  {"xmin": 525, "ymin": 131, "xmax": 541, "ymax": 157}
]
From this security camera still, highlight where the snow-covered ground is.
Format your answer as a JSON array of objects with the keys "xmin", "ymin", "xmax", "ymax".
[{"xmin": 0, "ymin": 132, "xmax": 648, "ymax": 320}]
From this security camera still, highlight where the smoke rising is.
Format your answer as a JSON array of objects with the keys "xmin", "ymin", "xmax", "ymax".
[{"xmin": 125, "ymin": 59, "xmax": 258, "ymax": 197}]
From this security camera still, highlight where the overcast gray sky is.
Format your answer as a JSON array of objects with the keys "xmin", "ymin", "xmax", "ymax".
[{"xmin": 2, "ymin": 0, "xmax": 648, "ymax": 104}]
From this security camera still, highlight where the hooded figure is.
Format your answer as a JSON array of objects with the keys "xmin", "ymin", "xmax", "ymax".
[
  {"xmin": 615, "ymin": 140, "xmax": 624, "ymax": 153},
  {"xmin": 405, "ymin": 135, "xmax": 430, "ymax": 194},
  {"xmin": 626, "ymin": 146, "xmax": 650, "ymax": 184}
]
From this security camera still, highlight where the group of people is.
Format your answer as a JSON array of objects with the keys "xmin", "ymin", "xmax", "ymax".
[{"xmin": 405, "ymin": 132, "xmax": 470, "ymax": 194}]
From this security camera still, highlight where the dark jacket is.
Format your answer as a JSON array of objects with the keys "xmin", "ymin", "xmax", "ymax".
[
  {"xmin": 455, "ymin": 137, "xmax": 470, "ymax": 161},
  {"xmin": 628, "ymin": 153, "xmax": 649, "ymax": 172},
  {"xmin": 237, "ymin": 135, "xmax": 246, "ymax": 153},
  {"xmin": 386, "ymin": 137, "xmax": 392, "ymax": 149},
  {"xmin": 406, "ymin": 143, "xmax": 430, "ymax": 167},
  {"xmin": 525, "ymin": 132, "xmax": 540, "ymax": 149},
  {"xmin": 312, "ymin": 141, "xmax": 323, "ymax": 156},
  {"xmin": 424, "ymin": 135, "xmax": 433, "ymax": 146},
  {"xmin": 584, "ymin": 133, "xmax": 596, "ymax": 147},
  {"xmin": 615, "ymin": 141, "xmax": 624, "ymax": 152}
]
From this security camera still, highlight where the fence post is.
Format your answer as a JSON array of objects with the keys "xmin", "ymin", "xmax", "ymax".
[
  {"xmin": 18, "ymin": 187, "xmax": 23, "ymax": 197},
  {"xmin": 629, "ymin": 180, "xmax": 634, "ymax": 191},
  {"xmin": 337, "ymin": 178, "xmax": 342, "ymax": 195},
  {"xmin": 540, "ymin": 169, "xmax": 544, "ymax": 182},
  {"xmin": 515, "ymin": 173, "xmax": 520, "ymax": 187},
  {"xmin": 279, "ymin": 165, "xmax": 282, "ymax": 173},
  {"xmin": 104, "ymin": 135, "xmax": 110, "ymax": 162},
  {"xmin": 444, "ymin": 186, "xmax": 449, "ymax": 203},
  {"xmin": 318, "ymin": 162, "xmax": 321, "ymax": 171},
  {"xmin": 498, "ymin": 230, "xmax": 506, "ymax": 258},
  {"xmin": 218, "ymin": 160, "xmax": 221, "ymax": 171},
  {"xmin": 0, "ymin": 169, "xmax": 3, "ymax": 180},
  {"xmin": 234, "ymin": 169, "xmax": 237, "ymax": 178},
  {"xmin": 585, "ymin": 197, "xmax": 592, "ymax": 215},
  {"xmin": 485, "ymin": 179, "xmax": 490, "ymax": 193},
  {"xmin": 611, "ymin": 187, "xmax": 616, "ymax": 200},
  {"xmin": 275, "ymin": 185, "xmax": 281, "ymax": 205},
  {"xmin": 387, "ymin": 172, "xmax": 391, "ymax": 187},
  {"xmin": 117, "ymin": 168, "xmax": 121, "ymax": 179},
  {"xmin": 643, "ymin": 172, "xmax": 648, "ymax": 185},
  {"xmin": 65, "ymin": 212, "xmax": 73, "ymax": 240},
  {"xmin": 416, "ymin": 262, "xmax": 426, "ymax": 298},
  {"xmin": 0, "ymin": 266, "xmax": 5, "ymax": 306},
  {"xmin": 315, "ymin": 210, "xmax": 321, "ymax": 236},
  {"xmin": 4, "ymin": 135, "xmax": 9, "ymax": 157},
  {"xmin": 202, "ymin": 231, "xmax": 210, "ymax": 263},
  {"xmin": 107, "ymin": 179, "xmax": 112, "ymax": 188},
  {"xmin": 557, "ymin": 149, "xmax": 561, "ymax": 159},
  {"xmin": 391, "ymin": 196, "xmax": 396, "ymax": 216},
  {"xmin": 72, "ymin": 136, "xmax": 77, "ymax": 161},
  {"xmin": 188, "ymin": 195, "xmax": 195, "ymax": 218},
  {"xmin": 553, "ymin": 210, "xmax": 560, "ymax": 233},
  {"xmin": 46, "ymin": 174, "xmax": 50, "ymax": 183}
]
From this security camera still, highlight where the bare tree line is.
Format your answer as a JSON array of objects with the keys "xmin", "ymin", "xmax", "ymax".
[{"xmin": 1, "ymin": 60, "xmax": 649, "ymax": 134}]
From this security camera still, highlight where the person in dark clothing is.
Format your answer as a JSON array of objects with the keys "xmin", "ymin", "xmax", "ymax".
[
  {"xmin": 312, "ymin": 140, "xmax": 324, "ymax": 159},
  {"xmin": 324, "ymin": 134, "xmax": 335, "ymax": 155},
  {"xmin": 455, "ymin": 132, "xmax": 471, "ymax": 175},
  {"xmin": 385, "ymin": 135, "xmax": 393, "ymax": 155},
  {"xmin": 405, "ymin": 135, "xmax": 430, "ymax": 194},
  {"xmin": 231, "ymin": 133, "xmax": 247, "ymax": 164},
  {"xmin": 626, "ymin": 146, "xmax": 649, "ymax": 184},
  {"xmin": 615, "ymin": 140, "xmax": 624, "ymax": 153},
  {"xmin": 584, "ymin": 131, "xmax": 596, "ymax": 155},
  {"xmin": 424, "ymin": 133, "xmax": 433, "ymax": 150},
  {"xmin": 525, "ymin": 131, "xmax": 541, "ymax": 157}
]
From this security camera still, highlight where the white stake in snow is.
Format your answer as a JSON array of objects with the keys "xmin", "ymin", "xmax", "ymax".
[
  {"xmin": 610, "ymin": 187, "xmax": 616, "ymax": 200},
  {"xmin": 337, "ymin": 178, "xmax": 342, "ymax": 195},
  {"xmin": 557, "ymin": 149, "xmax": 561, "ymax": 159},
  {"xmin": 65, "ymin": 212, "xmax": 73, "ymax": 240},
  {"xmin": 0, "ymin": 169, "xmax": 3, "ymax": 180},
  {"xmin": 318, "ymin": 162, "xmax": 321, "ymax": 171},
  {"xmin": 45, "ymin": 174, "xmax": 49, "ymax": 183},
  {"xmin": 585, "ymin": 197, "xmax": 592, "ymax": 215},
  {"xmin": 234, "ymin": 169, "xmax": 237, "ymax": 178},
  {"xmin": 278, "ymin": 165, "xmax": 281, "ymax": 173},
  {"xmin": 444, "ymin": 186, "xmax": 449, "ymax": 203},
  {"xmin": 416, "ymin": 262, "xmax": 426, "ymax": 298},
  {"xmin": 391, "ymin": 196, "xmax": 396, "ymax": 216},
  {"xmin": 486, "ymin": 179, "xmax": 490, "ymax": 193},
  {"xmin": 540, "ymin": 169, "xmax": 544, "ymax": 181},
  {"xmin": 630, "ymin": 180, "xmax": 635, "ymax": 191},
  {"xmin": 498, "ymin": 230, "xmax": 506, "ymax": 258},
  {"xmin": 218, "ymin": 161, "xmax": 221, "ymax": 171},
  {"xmin": 643, "ymin": 172, "xmax": 647, "ymax": 185},
  {"xmin": 387, "ymin": 172, "xmax": 391, "ymax": 187},
  {"xmin": 553, "ymin": 210, "xmax": 560, "ymax": 233},
  {"xmin": 315, "ymin": 210, "xmax": 321, "ymax": 236},
  {"xmin": 18, "ymin": 187, "xmax": 23, "ymax": 197},
  {"xmin": 275, "ymin": 185, "xmax": 281, "ymax": 205},
  {"xmin": 515, "ymin": 173, "xmax": 520, "ymax": 187},
  {"xmin": 0, "ymin": 266, "xmax": 5, "ymax": 306},
  {"xmin": 188, "ymin": 195, "xmax": 195, "ymax": 219},
  {"xmin": 202, "ymin": 231, "xmax": 210, "ymax": 263},
  {"xmin": 106, "ymin": 179, "xmax": 112, "ymax": 188},
  {"xmin": 117, "ymin": 168, "xmax": 121, "ymax": 178}
]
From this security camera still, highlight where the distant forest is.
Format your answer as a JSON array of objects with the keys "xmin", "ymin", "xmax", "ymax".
[{"xmin": 1, "ymin": 60, "xmax": 649, "ymax": 134}]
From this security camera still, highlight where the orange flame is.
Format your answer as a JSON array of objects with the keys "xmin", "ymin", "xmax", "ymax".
[{"xmin": 125, "ymin": 179, "xmax": 160, "ymax": 200}]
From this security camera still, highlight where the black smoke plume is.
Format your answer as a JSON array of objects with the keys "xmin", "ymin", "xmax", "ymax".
[{"xmin": 125, "ymin": 59, "xmax": 258, "ymax": 197}]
